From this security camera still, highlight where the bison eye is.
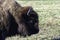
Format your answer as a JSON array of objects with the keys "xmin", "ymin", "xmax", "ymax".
[{"xmin": 29, "ymin": 20, "xmax": 33, "ymax": 23}]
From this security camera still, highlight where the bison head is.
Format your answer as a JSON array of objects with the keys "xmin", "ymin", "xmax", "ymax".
[{"xmin": 17, "ymin": 6, "xmax": 39, "ymax": 36}]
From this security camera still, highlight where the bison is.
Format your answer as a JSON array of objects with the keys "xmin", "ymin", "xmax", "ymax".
[{"xmin": 0, "ymin": 0, "xmax": 39, "ymax": 40}]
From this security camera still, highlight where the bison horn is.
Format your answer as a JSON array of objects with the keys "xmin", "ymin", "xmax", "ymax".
[{"xmin": 27, "ymin": 7, "xmax": 32, "ymax": 16}]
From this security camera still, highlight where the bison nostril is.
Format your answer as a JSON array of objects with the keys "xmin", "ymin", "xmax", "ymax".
[
  {"xmin": 33, "ymin": 28, "xmax": 39, "ymax": 34},
  {"xmin": 36, "ymin": 28, "xmax": 39, "ymax": 33},
  {"xmin": 28, "ymin": 27, "xmax": 39, "ymax": 35}
]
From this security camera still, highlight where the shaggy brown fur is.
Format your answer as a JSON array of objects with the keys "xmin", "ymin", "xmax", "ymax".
[
  {"xmin": 0, "ymin": 0, "xmax": 39, "ymax": 40},
  {"xmin": 0, "ymin": 5, "xmax": 9, "ymax": 40},
  {"xmin": 0, "ymin": 5, "xmax": 18, "ymax": 40}
]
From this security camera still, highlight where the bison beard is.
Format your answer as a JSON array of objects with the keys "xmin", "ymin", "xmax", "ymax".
[{"xmin": 0, "ymin": 0, "xmax": 39, "ymax": 40}]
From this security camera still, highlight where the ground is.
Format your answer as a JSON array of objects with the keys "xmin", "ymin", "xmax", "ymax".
[{"xmin": 6, "ymin": 0, "xmax": 60, "ymax": 40}]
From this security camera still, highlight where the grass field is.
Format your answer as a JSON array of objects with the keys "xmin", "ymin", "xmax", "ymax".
[{"xmin": 6, "ymin": 0, "xmax": 60, "ymax": 40}]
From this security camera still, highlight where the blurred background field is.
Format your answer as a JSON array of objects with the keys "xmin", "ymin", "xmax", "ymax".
[{"xmin": 6, "ymin": 0, "xmax": 60, "ymax": 40}]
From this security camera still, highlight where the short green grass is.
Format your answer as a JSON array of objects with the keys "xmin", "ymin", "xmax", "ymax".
[{"xmin": 6, "ymin": 1, "xmax": 60, "ymax": 40}]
